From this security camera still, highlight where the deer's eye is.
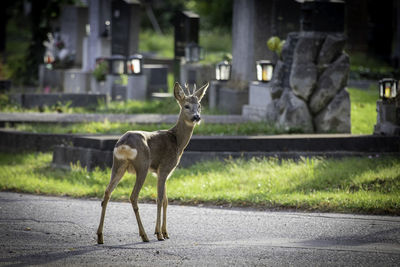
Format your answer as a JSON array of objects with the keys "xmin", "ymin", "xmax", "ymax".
[{"xmin": 184, "ymin": 105, "xmax": 190, "ymax": 109}]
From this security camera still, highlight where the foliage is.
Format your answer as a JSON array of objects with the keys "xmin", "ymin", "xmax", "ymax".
[
  {"xmin": 139, "ymin": 29, "xmax": 232, "ymax": 64},
  {"xmin": 267, "ymin": 36, "xmax": 285, "ymax": 58},
  {"xmin": 1, "ymin": 152, "xmax": 399, "ymax": 214},
  {"xmin": 92, "ymin": 60, "xmax": 108, "ymax": 82},
  {"xmin": 348, "ymin": 51, "xmax": 400, "ymax": 80},
  {"xmin": 139, "ymin": 30, "xmax": 174, "ymax": 58}
]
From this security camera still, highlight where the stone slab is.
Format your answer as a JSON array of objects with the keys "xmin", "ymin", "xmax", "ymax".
[
  {"xmin": 9, "ymin": 93, "xmax": 106, "ymax": 108},
  {"xmin": 71, "ymin": 134, "xmax": 400, "ymax": 153},
  {"xmin": 0, "ymin": 129, "xmax": 76, "ymax": 152},
  {"xmin": 63, "ymin": 69, "xmax": 91, "ymax": 93}
]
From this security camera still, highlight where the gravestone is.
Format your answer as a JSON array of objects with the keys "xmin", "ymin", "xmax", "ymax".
[
  {"xmin": 111, "ymin": 0, "xmax": 141, "ymax": 57},
  {"xmin": 231, "ymin": 0, "xmax": 300, "ymax": 83},
  {"xmin": 173, "ymin": 11, "xmax": 199, "ymax": 59},
  {"xmin": 85, "ymin": 0, "xmax": 112, "ymax": 71},
  {"xmin": 173, "ymin": 11, "xmax": 199, "ymax": 80},
  {"xmin": 59, "ymin": 5, "xmax": 88, "ymax": 66}
]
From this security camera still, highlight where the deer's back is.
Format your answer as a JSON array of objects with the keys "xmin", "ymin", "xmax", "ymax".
[{"xmin": 115, "ymin": 130, "xmax": 179, "ymax": 172}]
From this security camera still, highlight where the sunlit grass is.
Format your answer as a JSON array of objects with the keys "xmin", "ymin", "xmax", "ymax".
[
  {"xmin": 347, "ymin": 87, "xmax": 378, "ymax": 134},
  {"xmin": 1, "ymin": 152, "xmax": 399, "ymax": 214},
  {"xmin": 10, "ymin": 121, "xmax": 282, "ymax": 136}
]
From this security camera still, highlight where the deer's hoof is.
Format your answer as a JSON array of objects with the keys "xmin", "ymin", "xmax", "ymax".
[
  {"xmin": 162, "ymin": 232, "xmax": 169, "ymax": 239},
  {"xmin": 155, "ymin": 232, "xmax": 165, "ymax": 241},
  {"xmin": 97, "ymin": 233, "xmax": 104, "ymax": 244},
  {"xmin": 141, "ymin": 234, "xmax": 149, "ymax": 242}
]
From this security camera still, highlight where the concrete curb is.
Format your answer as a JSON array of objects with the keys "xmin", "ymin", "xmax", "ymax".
[
  {"xmin": 1, "ymin": 130, "xmax": 399, "ymax": 169},
  {"xmin": 53, "ymin": 134, "xmax": 400, "ymax": 170}
]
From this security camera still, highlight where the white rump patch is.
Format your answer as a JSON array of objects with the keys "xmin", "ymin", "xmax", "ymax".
[{"xmin": 114, "ymin": 145, "xmax": 137, "ymax": 160}]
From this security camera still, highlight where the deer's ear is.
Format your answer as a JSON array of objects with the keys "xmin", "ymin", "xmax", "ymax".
[
  {"xmin": 173, "ymin": 82, "xmax": 186, "ymax": 102},
  {"xmin": 194, "ymin": 82, "xmax": 209, "ymax": 102}
]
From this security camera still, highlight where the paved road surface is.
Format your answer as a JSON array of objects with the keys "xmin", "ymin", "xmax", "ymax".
[{"xmin": 0, "ymin": 192, "xmax": 399, "ymax": 266}]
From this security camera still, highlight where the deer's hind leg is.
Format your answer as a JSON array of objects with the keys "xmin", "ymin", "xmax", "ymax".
[
  {"xmin": 130, "ymin": 167, "xmax": 150, "ymax": 242},
  {"xmin": 161, "ymin": 185, "xmax": 169, "ymax": 239},
  {"xmin": 97, "ymin": 158, "xmax": 127, "ymax": 244}
]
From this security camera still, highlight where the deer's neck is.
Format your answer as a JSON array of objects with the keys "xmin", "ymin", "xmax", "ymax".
[{"xmin": 170, "ymin": 113, "xmax": 195, "ymax": 155}]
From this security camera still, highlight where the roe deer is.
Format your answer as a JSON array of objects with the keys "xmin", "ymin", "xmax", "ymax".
[{"xmin": 97, "ymin": 82, "xmax": 209, "ymax": 244}]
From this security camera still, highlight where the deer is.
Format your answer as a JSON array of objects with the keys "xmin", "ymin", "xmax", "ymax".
[{"xmin": 96, "ymin": 82, "xmax": 209, "ymax": 244}]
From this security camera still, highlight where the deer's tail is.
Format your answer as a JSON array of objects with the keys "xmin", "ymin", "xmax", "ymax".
[{"xmin": 113, "ymin": 145, "xmax": 137, "ymax": 160}]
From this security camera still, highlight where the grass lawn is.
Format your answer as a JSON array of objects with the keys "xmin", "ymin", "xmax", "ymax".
[
  {"xmin": 1, "ymin": 152, "xmax": 399, "ymax": 215},
  {"xmin": 347, "ymin": 87, "xmax": 378, "ymax": 134},
  {"xmin": 2, "ymin": 87, "xmax": 378, "ymax": 135}
]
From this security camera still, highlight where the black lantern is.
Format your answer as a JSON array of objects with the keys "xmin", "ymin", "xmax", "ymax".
[
  {"xmin": 185, "ymin": 42, "xmax": 203, "ymax": 63},
  {"xmin": 215, "ymin": 61, "xmax": 231, "ymax": 81},
  {"xmin": 379, "ymin": 78, "xmax": 398, "ymax": 100},
  {"xmin": 256, "ymin": 60, "xmax": 274, "ymax": 82},
  {"xmin": 109, "ymin": 55, "xmax": 126, "ymax": 75},
  {"xmin": 127, "ymin": 54, "xmax": 143, "ymax": 75}
]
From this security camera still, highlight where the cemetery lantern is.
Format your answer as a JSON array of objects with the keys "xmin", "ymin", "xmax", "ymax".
[
  {"xmin": 185, "ymin": 42, "xmax": 202, "ymax": 63},
  {"xmin": 44, "ymin": 52, "xmax": 55, "ymax": 69},
  {"xmin": 215, "ymin": 60, "xmax": 231, "ymax": 81},
  {"xmin": 379, "ymin": 78, "xmax": 398, "ymax": 101},
  {"xmin": 127, "ymin": 54, "xmax": 143, "ymax": 75},
  {"xmin": 109, "ymin": 55, "xmax": 126, "ymax": 75},
  {"xmin": 256, "ymin": 60, "xmax": 274, "ymax": 82}
]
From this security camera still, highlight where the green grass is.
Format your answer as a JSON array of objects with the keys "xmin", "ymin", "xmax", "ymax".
[
  {"xmin": 1, "ymin": 152, "xmax": 399, "ymax": 214},
  {"xmin": 9, "ymin": 121, "xmax": 282, "ymax": 136},
  {"xmin": 348, "ymin": 87, "xmax": 378, "ymax": 134},
  {"xmin": 1, "ymin": 87, "xmax": 379, "ymax": 135}
]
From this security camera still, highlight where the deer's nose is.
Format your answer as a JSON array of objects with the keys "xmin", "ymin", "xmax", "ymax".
[{"xmin": 192, "ymin": 114, "xmax": 201, "ymax": 122}]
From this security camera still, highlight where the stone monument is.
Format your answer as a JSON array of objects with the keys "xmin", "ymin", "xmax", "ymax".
[{"xmin": 243, "ymin": 0, "xmax": 350, "ymax": 133}]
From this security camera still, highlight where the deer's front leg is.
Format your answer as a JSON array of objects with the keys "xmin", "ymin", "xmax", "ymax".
[{"xmin": 155, "ymin": 173, "xmax": 168, "ymax": 241}]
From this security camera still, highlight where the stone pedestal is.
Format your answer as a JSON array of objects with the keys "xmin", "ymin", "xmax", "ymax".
[
  {"xmin": 111, "ymin": 85, "xmax": 127, "ymax": 101},
  {"xmin": 90, "ymin": 76, "xmax": 107, "ymax": 94},
  {"xmin": 39, "ymin": 65, "xmax": 65, "ymax": 91},
  {"xmin": 143, "ymin": 64, "xmax": 168, "ymax": 96},
  {"xmin": 208, "ymin": 80, "xmax": 225, "ymax": 109},
  {"xmin": 127, "ymin": 75, "xmax": 147, "ymax": 101},
  {"xmin": 63, "ymin": 69, "xmax": 90, "ymax": 93},
  {"xmin": 104, "ymin": 74, "xmax": 122, "ymax": 97},
  {"xmin": 374, "ymin": 100, "xmax": 400, "ymax": 135},
  {"xmin": 242, "ymin": 82, "xmax": 275, "ymax": 121},
  {"xmin": 218, "ymin": 87, "xmax": 248, "ymax": 115}
]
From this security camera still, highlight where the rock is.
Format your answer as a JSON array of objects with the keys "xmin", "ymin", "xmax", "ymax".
[
  {"xmin": 277, "ymin": 89, "xmax": 314, "ymax": 133},
  {"xmin": 267, "ymin": 60, "xmax": 285, "ymax": 99},
  {"xmin": 309, "ymin": 53, "xmax": 350, "ymax": 114},
  {"xmin": 314, "ymin": 89, "xmax": 351, "ymax": 133},
  {"xmin": 292, "ymin": 32, "xmax": 325, "ymax": 64},
  {"xmin": 281, "ymin": 32, "xmax": 299, "ymax": 62},
  {"xmin": 289, "ymin": 62, "xmax": 317, "ymax": 101},
  {"xmin": 318, "ymin": 34, "xmax": 346, "ymax": 67},
  {"xmin": 271, "ymin": 60, "xmax": 285, "ymax": 86}
]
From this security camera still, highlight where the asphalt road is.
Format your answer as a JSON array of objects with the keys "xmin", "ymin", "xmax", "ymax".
[{"xmin": 0, "ymin": 192, "xmax": 399, "ymax": 266}]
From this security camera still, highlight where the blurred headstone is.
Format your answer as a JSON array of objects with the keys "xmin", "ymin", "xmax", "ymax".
[{"xmin": 111, "ymin": 0, "xmax": 141, "ymax": 57}]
